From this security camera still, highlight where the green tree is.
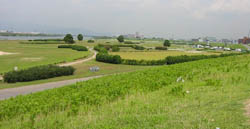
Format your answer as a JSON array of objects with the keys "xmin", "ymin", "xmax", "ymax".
[
  {"xmin": 117, "ymin": 35, "xmax": 124, "ymax": 43},
  {"xmin": 64, "ymin": 34, "xmax": 75, "ymax": 44},
  {"xmin": 164, "ymin": 40, "xmax": 171, "ymax": 47},
  {"xmin": 77, "ymin": 34, "xmax": 83, "ymax": 41}
]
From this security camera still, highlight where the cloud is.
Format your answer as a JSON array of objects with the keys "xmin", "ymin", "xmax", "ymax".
[{"xmin": 171, "ymin": 0, "xmax": 250, "ymax": 19}]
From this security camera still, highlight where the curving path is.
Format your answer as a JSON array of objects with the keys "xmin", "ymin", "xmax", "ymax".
[
  {"xmin": 0, "ymin": 75, "xmax": 105, "ymax": 100},
  {"xmin": 58, "ymin": 48, "xmax": 97, "ymax": 67}
]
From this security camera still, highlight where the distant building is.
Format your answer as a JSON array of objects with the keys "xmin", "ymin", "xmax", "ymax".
[
  {"xmin": 238, "ymin": 37, "xmax": 250, "ymax": 44},
  {"xmin": 191, "ymin": 39, "xmax": 199, "ymax": 42}
]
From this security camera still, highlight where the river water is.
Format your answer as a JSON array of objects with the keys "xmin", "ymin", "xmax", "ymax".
[{"xmin": 0, "ymin": 36, "xmax": 92, "ymax": 40}]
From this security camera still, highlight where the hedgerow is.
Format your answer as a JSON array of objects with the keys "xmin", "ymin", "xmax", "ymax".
[
  {"xmin": 3, "ymin": 65, "xmax": 75, "ymax": 83},
  {"xmin": 58, "ymin": 45, "xmax": 88, "ymax": 51},
  {"xmin": 155, "ymin": 46, "xmax": 168, "ymax": 50},
  {"xmin": 96, "ymin": 53, "xmax": 122, "ymax": 64}
]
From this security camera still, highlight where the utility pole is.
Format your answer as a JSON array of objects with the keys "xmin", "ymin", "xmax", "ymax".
[{"xmin": 248, "ymin": 29, "xmax": 250, "ymax": 38}]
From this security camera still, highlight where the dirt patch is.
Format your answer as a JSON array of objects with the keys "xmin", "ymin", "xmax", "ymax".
[
  {"xmin": 244, "ymin": 100, "xmax": 250, "ymax": 121},
  {"xmin": 185, "ymin": 51, "xmax": 203, "ymax": 54},
  {"xmin": 21, "ymin": 57, "xmax": 42, "ymax": 61},
  {"xmin": 0, "ymin": 51, "xmax": 15, "ymax": 56}
]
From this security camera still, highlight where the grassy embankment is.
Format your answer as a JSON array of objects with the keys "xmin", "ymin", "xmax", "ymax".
[{"xmin": 0, "ymin": 54, "xmax": 250, "ymax": 128}]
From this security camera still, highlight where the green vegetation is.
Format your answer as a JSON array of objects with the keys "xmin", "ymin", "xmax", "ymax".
[
  {"xmin": 77, "ymin": 34, "xmax": 83, "ymax": 41},
  {"xmin": 96, "ymin": 53, "xmax": 122, "ymax": 64},
  {"xmin": 87, "ymin": 40, "xmax": 95, "ymax": 43},
  {"xmin": 58, "ymin": 45, "xmax": 88, "ymax": 51},
  {"xmin": 164, "ymin": 39, "xmax": 171, "ymax": 47},
  {"xmin": 4, "ymin": 65, "xmax": 75, "ymax": 83},
  {"xmin": 0, "ymin": 40, "xmax": 90, "ymax": 73},
  {"xmin": 63, "ymin": 34, "xmax": 75, "ymax": 44},
  {"xmin": 117, "ymin": 35, "xmax": 124, "ymax": 43},
  {"xmin": 155, "ymin": 46, "xmax": 168, "ymax": 50},
  {"xmin": 111, "ymin": 46, "xmax": 120, "ymax": 52},
  {"xmin": 0, "ymin": 54, "xmax": 250, "ymax": 128},
  {"xmin": 110, "ymin": 51, "xmax": 219, "ymax": 60},
  {"xmin": 0, "ymin": 60, "xmax": 151, "ymax": 89}
]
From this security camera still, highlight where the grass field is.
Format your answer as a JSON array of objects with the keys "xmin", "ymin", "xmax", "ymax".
[
  {"xmin": 0, "ymin": 40, "xmax": 90, "ymax": 73},
  {"xmin": 110, "ymin": 50, "xmax": 220, "ymax": 60},
  {"xmin": 0, "ymin": 60, "xmax": 152, "ymax": 89},
  {"xmin": 0, "ymin": 54, "xmax": 250, "ymax": 128}
]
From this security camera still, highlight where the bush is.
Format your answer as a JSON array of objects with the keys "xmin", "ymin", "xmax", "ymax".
[
  {"xmin": 4, "ymin": 65, "xmax": 75, "ymax": 83},
  {"xmin": 58, "ymin": 45, "xmax": 73, "ymax": 48},
  {"xmin": 155, "ymin": 46, "xmax": 168, "ymax": 50},
  {"xmin": 112, "ymin": 46, "xmax": 120, "ymax": 52},
  {"xmin": 58, "ymin": 45, "xmax": 88, "ymax": 51},
  {"xmin": 124, "ymin": 41, "xmax": 139, "ymax": 44},
  {"xmin": 71, "ymin": 45, "xmax": 88, "ymax": 51},
  {"xmin": 88, "ymin": 40, "xmax": 95, "ymax": 43},
  {"xmin": 132, "ymin": 45, "xmax": 145, "ymax": 50},
  {"xmin": 96, "ymin": 53, "xmax": 122, "ymax": 64}
]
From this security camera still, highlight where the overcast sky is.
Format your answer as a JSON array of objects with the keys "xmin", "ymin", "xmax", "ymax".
[{"xmin": 1, "ymin": 0, "xmax": 250, "ymax": 39}]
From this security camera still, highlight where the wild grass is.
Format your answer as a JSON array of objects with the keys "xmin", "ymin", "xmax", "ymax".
[
  {"xmin": 110, "ymin": 50, "xmax": 219, "ymax": 60},
  {"xmin": 0, "ymin": 54, "xmax": 250, "ymax": 128}
]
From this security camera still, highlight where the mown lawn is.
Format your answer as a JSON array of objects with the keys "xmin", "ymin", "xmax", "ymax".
[
  {"xmin": 0, "ymin": 40, "xmax": 90, "ymax": 73},
  {"xmin": 0, "ymin": 54, "xmax": 250, "ymax": 128}
]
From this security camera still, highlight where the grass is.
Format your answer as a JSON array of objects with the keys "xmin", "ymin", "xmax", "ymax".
[
  {"xmin": 110, "ymin": 50, "xmax": 220, "ymax": 60},
  {"xmin": 0, "ymin": 54, "xmax": 250, "ymax": 128},
  {"xmin": 0, "ymin": 40, "xmax": 90, "ymax": 73},
  {"xmin": 0, "ymin": 60, "xmax": 152, "ymax": 89}
]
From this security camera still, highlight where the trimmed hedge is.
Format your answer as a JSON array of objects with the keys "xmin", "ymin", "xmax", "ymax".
[
  {"xmin": 155, "ymin": 46, "xmax": 168, "ymax": 50},
  {"xmin": 122, "ymin": 59, "xmax": 166, "ymax": 65},
  {"xmin": 96, "ymin": 53, "xmax": 122, "ymax": 64},
  {"xmin": 58, "ymin": 45, "xmax": 88, "ymax": 51},
  {"xmin": 88, "ymin": 40, "xmax": 95, "ymax": 43},
  {"xmin": 4, "ymin": 65, "xmax": 75, "ymax": 83},
  {"xmin": 124, "ymin": 41, "xmax": 140, "ymax": 44}
]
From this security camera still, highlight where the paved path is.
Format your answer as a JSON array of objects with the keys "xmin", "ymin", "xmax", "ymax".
[
  {"xmin": 58, "ymin": 48, "xmax": 97, "ymax": 67},
  {"xmin": 243, "ymin": 44, "xmax": 250, "ymax": 50},
  {"xmin": 0, "ymin": 75, "xmax": 104, "ymax": 100}
]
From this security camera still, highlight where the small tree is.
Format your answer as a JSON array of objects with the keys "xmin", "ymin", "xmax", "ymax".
[
  {"xmin": 77, "ymin": 34, "xmax": 83, "ymax": 41},
  {"xmin": 117, "ymin": 35, "xmax": 124, "ymax": 43},
  {"xmin": 164, "ymin": 40, "xmax": 171, "ymax": 47},
  {"xmin": 64, "ymin": 34, "xmax": 75, "ymax": 44}
]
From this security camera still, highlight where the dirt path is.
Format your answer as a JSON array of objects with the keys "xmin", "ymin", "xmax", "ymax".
[
  {"xmin": 244, "ymin": 100, "xmax": 250, "ymax": 122},
  {"xmin": 0, "ymin": 75, "xmax": 105, "ymax": 100},
  {"xmin": 58, "ymin": 48, "xmax": 97, "ymax": 67}
]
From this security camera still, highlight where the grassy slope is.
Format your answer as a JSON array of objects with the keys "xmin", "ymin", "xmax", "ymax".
[
  {"xmin": 0, "ymin": 54, "xmax": 250, "ymax": 128},
  {"xmin": 110, "ymin": 50, "xmax": 219, "ymax": 60},
  {"xmin": 0, "ymin": 40, "xmax": 90, "ymax": 73},
  {"xmin": 0, "ymin": 60, "xmax": 152, "ymax": 89}
]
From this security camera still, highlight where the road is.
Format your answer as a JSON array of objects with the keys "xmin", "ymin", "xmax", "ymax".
[{"xmin": 0, "ymin": 75, "xmax": 104, "ymax": 100}]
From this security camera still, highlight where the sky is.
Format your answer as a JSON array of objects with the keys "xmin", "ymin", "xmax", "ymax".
[{"xmin": 0, "ymin": 0, "xmax": 250, "ymax": 39}]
